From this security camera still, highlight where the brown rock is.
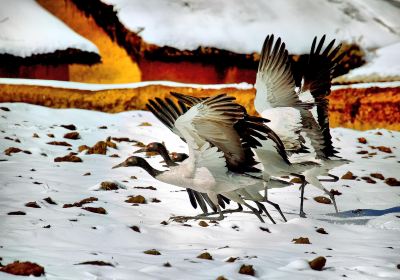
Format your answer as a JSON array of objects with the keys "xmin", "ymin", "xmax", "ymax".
[
  {"xmin": 63, "ymin": 197, "xmax": 98, "ymax": 208},
  {"xmin": 341, "ymin": 171, "xmax": 356, "ymax": 180},
  {"xmin": 361, "ymin": 176, "xmax": 376, "ymax": 184},
  {"xmin": 309, "ymin": 256, "xmax": 326, "ymax": 271},
  {"xmin": 76, "ymin": 261, "xmax": 113, "ymax": 267},
  {"xmin": 64, "ymin": 132, "xmax": 80, "ymax": 140},
  {"xmin": 197, "ymin": 252, "xmax": 213, "ymax": 260},
  {"xmin": 78, "ymin": 145, "xmax": 90, "ymax": 152},
  {"xmin": 125, "ymin": 195, "xmax": 146, "ymax": 204},
  {"xmin": 143, "ymin": 249, "xmax": 161, "ymax": 255},
  {"xmin": 98, "ymin": 126, "xmax": 107, "ymax": 129},
  {"xmin": 139, "ymin": 122, "xmax": 152, "ymax": 126},
  {"xmin": 130, "ymin": 226, "xmax": 140, "ymax": 233},
  {"xmin": 111, "ymin": 137, "xmax": 133, "ymax": 142},
  {"xmin": 43, "ymin": 197, "xmax": 57, "ymax": 205},
  {"xmin": 82, "ymin": 207, "xmax": 107, "ymax": 215},
  {"xmin": 290, "ymin": 177, "xmax": 303, "ymax": 184},
  {"xmin": 330, "ymin": 189, "xmax": 342, "ymax": 196},
  {"xmin": 87, "ymin": 141, "xmax": 107, "ymax": 155},
  {"xmin": 314, "ymin": 196, "xmax": 332, "ymax": 204},
  {"xmin": 60, "ymin": 124, "xmax": 76, "ymax": 130},
  {"xmin": 134, "ymin": 142, "xmax": 145, "ymax": 148},
  {"xmin": 370, "ymin": 173, "xmax": 385, "ymax": 180},
  {"xmin": 109, "ymin": 154, "xmax": 119, "ymax": 158},
  {"xmin": 385, "ymin": 178, "xmax": 400, "ymax": 186},
  {"xmin": 0, "ymin": 106, "xmax": 10, "ymax": 111},
  {"xmin": 292, "ymin": 237, "xmax": 311, "ymax": 244},
  {"xmin": 357, "ymin": 150, "xmax": 368, "ymax": 154},
  {"xmin": 83, "ymin": 172, "xmax": 91, "ymax": 176},
  {"xmin": 99, "ymin": 181, "xmax": 119, "ymax": 191},
  {"xmin": 259, "ymin": 227, "xmax": 270, "ymax": 233},
  {"xmin": 163, "ymin": 262, "xmax": 172, "ymax": 267},
  {"xmin": 226, "ymin": 257, "xmax": 238, "ymax": 263},
  {"xmin": 198, "ymin": 221, "xmax": 209, "ymax": 227},
  {"xmin": 216, "ymin": 276, "xmax": 228, "ymax": 280},
  {"xmin": 357, "ymin": 137, "xmax": 367, "ymax": 144},
  {"xmin": 47, "ymin": 133, "xmax": 54, "ymax": 138},
  {"xmin": 32, "ymin": 133, "xmax": 39, "ymax": 138},
  {"xmin": 106, "ymin": 140, "xmax": 117, "ymax": 149},
  {"xmin": 134, "ymin": 186, "xmax": 157, "ymax": 190},
  {"xmin": 54, "ymin": 154, "xmax": 82, "ymax": 162},
  {"xmin": 25, "ymin": 201, "xmax": 40, "ymax": 208},
  {"xmin": 151, "ymin": 198, "xmax": 161, "ymax": 203},
  {"xmin": 239, "ymin": 264, "xmax": 255, "ymax": 276},
  {"xmin": 4, "ymin": 147, "xmax": 22, "ymax": 156},
  {"xmin": 47, "ymin": 141, "xmax": 72, "ymax": 147},
  {"xmin": 316, "ymin": 228, "xmax": 328, "ymax": 234},
  {"xmin": 23, "ymin": 150, "xmax": 31, "ymax": 154},
  {"xmin": 377, "ymin": 146, "xmax": 392, "ymax": 153},
  {"xmin": 0, "ymin": 261, "xmax": 44, "ymax": 276},
  {"xmin": 7, "ymin": 211, "xmax": 26, "ymax": 215}
]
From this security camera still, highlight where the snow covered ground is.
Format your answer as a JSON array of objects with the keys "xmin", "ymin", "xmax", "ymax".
[
  {"xmin": 0, "ymin": 0, "xmax": 98, "ymax": 57},
  {"xmin": 0, "ymin": 103, "xmax": 399, "ymax": 279},
  {"xmin": 102, "ymin": 0, "xmax": 400, "ymax": 54}
]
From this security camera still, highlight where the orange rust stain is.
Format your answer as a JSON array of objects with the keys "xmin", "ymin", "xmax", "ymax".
[{"xmin": 37, "ymin": 0, "xmax": 141, "ymax": 83}]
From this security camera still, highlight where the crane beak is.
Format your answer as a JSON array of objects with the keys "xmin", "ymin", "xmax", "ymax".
[
  {"xmin": 133, "ymin": 148, "xmax": 146, "ymax": 154},
  {"xmin": 112, "ymin": 161, "xmax": 126, "ymax": 169}
]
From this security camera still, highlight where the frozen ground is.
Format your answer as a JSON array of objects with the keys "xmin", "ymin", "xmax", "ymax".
[
  {"xmin": 0, "ymin": 0, "xmax": 98, "ymax": 57},
  {"xmin": 0, "ymin": 103, "xmax": 399, "ymax": 279},
  {"xmin": 102, "ymin": 0, "xmax": 400, "ymax": 54}
]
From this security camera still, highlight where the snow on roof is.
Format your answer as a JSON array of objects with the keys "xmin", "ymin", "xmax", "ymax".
[
  {"xmin": 335, "ymin": 42, "xmax": 400, "ymax": 83},
  {"xmin": 102, "ymin": 0, "xmax": 400, "ymax": 54},
  {"xmin": 0, "ymin": 0, "xmax": 99, "ymax": 58}
]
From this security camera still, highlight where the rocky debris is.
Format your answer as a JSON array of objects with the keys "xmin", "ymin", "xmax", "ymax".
[
  {"xmin": 98, "ymin": 125, "xmax": 108, "ymax": 129},
  {"xmin": 151, "ymin": 198, "xmax": 161, "ymax": 203},
  {"xmin": 314, "ymin": 196, "xmax": 332, "ymax": 204},
  {"xmin": 139, "ymin": 122, "xmax": 152, "ymax": 126},
  {"xmin": 99, "ymin": 181, "xmax": 119, "ymax": 191},
  {"xmin": 63, "ymin": 197, "xmax": 98, "ymax": 208},
  {"xmin": 109, "ymin": 154, "xmax": 119, "ymax": 158},
  {"xmin": 377, "ymin": 146, "xmax": 392, "ymax": 153},
  {"xmin": 64, "ymin": 132, "xmax": 80, "ymax": 140},
  {"xmin": 4, "ymin": 147, "xmax": 22, "ymax": 156},
  {"xmin": 357, "ymin": 137, "xmax": 367, "ymax": 144},
  {"xmin": 125, "ymin": 195, "xmax": 146, "ymax": 204},
  {"xmin": 7, "ymin": 211, "xmax": 26, "ymax": 215},
  {"xmin": 309, "ymin": 256, "xmax": 326, "ymax": 271},
  {"xmin": 330, "ymin": 189, "xmax": 342, "ymax": 196},
  {"xmin": 83, "ymin": 207, "xmax": 107, "ymax": 214},
  {"xmin": 239, "ymin": 264, "xmax": 255, "ymax": 276},
  {"xmin": 292, "ymin": 237, "xmax": 311, "ymax": 244},
  {"xmin": 316, "ymin": 228, "xmax": 328, "ymax": 234},
  {"xmin": 43, "ymin": 197, "xmax": 57, "ymax": 205},
  {"xmin": 54, "ymin": 154, "xmax": 82, "ymax": 163},
  {"xmin": 226, "ymin": 257, "xmax": 238, "ymax": 263},
  {"xmin": 22, "ymin": 150, "xmax": 31, "ymax": 154},
  {"xmin": 385, "ymin": 178, "xmax": 400, "ymax": 186},
  {"xmin": 47, "ymin": 141, "xmax": 72, "ymax": 147},
  {"xmin": 83, "ymin": 172, "xmax": 91, "ymax": 176},
  {"xmin": 86, "ymin": 141, "xmax": 108, "ymax": 155},
  {"xmin": 60, "ymin": 124, "xmax": 76, "ymax": 130},
  {"xmin": 130, "ymin": 226, "xmax": 140, "ymax": 233},
  {"xmin": 163, "ymin": 262, "xmax": 172, "ymax": 267},
  {"xmin": 25, "ymin": 201, "xmax": 40, "ymax": 208},
  {"xmin": 134, "ymin": 186, "xmax": 157, "ymax": 190},
  {"xmin": 43, "ymin": 225, "xmax": 51, "ymax": 228},
  {"xmin": 198, "ymin": 221, "xmax": 209, "ymax": 227},
  {"xmin": 143, "ymin": 249, "xmax": 161, "ymax": 255},
  {"xmin": 197, "ymin": 252, "xmax": 213, "ymax": 260},
  {"xmin": 259, "ymin": 227, "xmax": 270, "ymax": 233},
  {"xmin": 47, "ymin": 133, "xmax": 55, "ymax": 138},
  {"xmin": 290, "ymin": 177, "xmax": 303, "ymax": 184},
  {"xmin": 160, "ymin": 221, "xmax": 168, "ymax": 225},
  {"xmin": 0, "ymin": 261, "xmax": 44, "ymax": 276},
  {"xmin": 370, "ymin": 173, "xmax": 385, "ymax": 180},
  {"xmin": 361, "ymin": 176, "xmax": 376, "ymax": 184},
  {"xmin": 76, "ymin": 261, "xmax": 114, "ymax": 267},
  {"xmin": 341, "ymin": 171, "xmax": 357, "ymax": 180},
  {"xmin": 111, "ymin": 137, "xmax": 135, "ymax": 142},
  {"xmin": 357, "ymin": 150, "xmax": 368, "ymax": 154},
  {"xmin": 134, "ymin": 141, "xmax": 145, "ymax": 148},
  {"xmin": 0, "ymin": 107, "xmax": 10, "ymax": 111},
  {"xmin": 131, "ymin": 176, "xmax": 138, "ymax": 180},
  {"xmin": 216, "ymin": 276, "xmax": 228, "ymax": 280},
  {"xmin": 78, "ymin": 145, "xmax": 90, "ymax": 152}
]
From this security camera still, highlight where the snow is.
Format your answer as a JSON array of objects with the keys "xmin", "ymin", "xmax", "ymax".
[
  {"xmin": 101, "ymin": 0, "xmax": 400, "ymax": 54},
  {"xmin": 335, "ymin": 42, "xmax": 400, "ymax": 83},
  {"xmin": 0, "ymin": 78, "xmax": 253, "ymax": 91},
  {"xmin": 1, "ymin": 103, "xmax": 399, "ymax": 279},
  {"xmin": 0, "ymin": 0, "xmax": 99, "ymax": 57}
]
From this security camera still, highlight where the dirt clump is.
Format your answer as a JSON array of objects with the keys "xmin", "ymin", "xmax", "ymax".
[
  {"xmin": 0, "ymin": 261, "xmax": 45, "ymax": 276},
  {"xmin": 197, "ymin": 252, "xmax": 213, "ymax": 260},
  {"xmin": 198, "ymin": 221, "xmax": 209, "ymax": 227},
  {"xmin": 239, "ymin": 264, "xmax": 255, "ymax": 276},
  {"xmin": 341, "ymin": 171, "xmax": 357, "ymax": 180},
  {"xmin": 47, "ymin": 141, "xmax": 72, "ymax": 147},
  {"xmin": 43, "ymin": 197, "xmax": 57, "ymax": 205},
  {"xmin": 370, "ymin": 173, "xmax": 385, "ymax": 180},
  {"xmin": 309, "ymin": 256, "xmax": 326, "ymax": 271},
  {"xmin": 4, "ymin": 147, "xmax": 22, "ymax": 156},
  {"xmin": 54, "ymin": 154, "xmax": 82, "ymax": 162},
  {"xmin": 125, "ymin": 195, "xmax": 146, "ymax": 204},
  {"xmin": 385, "ymin": 178, "xmax": 400, "ymax": 186},
  {"xmin": 82, "ymin": 207, "xmax": 107, "ymax": 214},
  {"xmin": 7, "ymin": 211, "xmax": 26, "ymax": 215},
  {"xmin": 357, "ymin": 137, "xmax": 367, "ymax": 144},
  {"xmin": 76, "ymin": 261, "xmax": 114, "ymax": 267},
  {"xmin": 64, "ymin": 132, "xmax": 80, "ymax": 140},
  {"xmin": 143, "ymin": 249, "xmax": 161, "ymax": 255},
  {"xmin": 63, "ymin": 197, "xmax": 98, "ymax": 208},
  {"xmin": 377, "ymin": 146, "xmax": 392, "ymax": 153},
  {"xmin": 86, "ymin": 141, "xmax": 108, "ymax": 155},
  {"xmin": 139, "ymin": 122, "xmax": 152, "ymax": 126},
  {"xmin": 290, "ymin": 177, "xmax": 303, "ymax": 183},
  {"xmin": 316, "ymin": 228, "xmax": 328, "ymax": 234},
  {"xmin": 130, "ymin": 225, "xmax": 140, "ymax": 233},
  {"xmin": 361, "ymin": 176, "xmax": 376, "ymax": 184},
  {"xmin": 78, "ymin": 145, "xmax": 90, "ymax": 152},
  {"xmin": 60, "ymin": 124, "xmax": 76, "ymax": 130},
  {"xmin": 134, "ymin": 186, "xmax": 157, "ymax": 190},
  {"xmin": 99, "ymin": 181, "xmax": 119, "ymax": 190},
  {"xmin": 292, "ymin": 237, "xmax": 311, "ymax": 244},
  {"xmin": 25, "ymin": 201, "xmax": 40, "ymax": 208},
  {"xmin": 314, "ymin": 196, "xmax": 332, "ymax": 204}
]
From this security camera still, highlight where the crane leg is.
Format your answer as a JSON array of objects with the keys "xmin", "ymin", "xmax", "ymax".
[
  {"xmin": 319, "ymin": 174, "xmax": 339, "ymax": 182},
  {"xmin": 255, "ymin": 202, "xmax": 276, "ymax": 224},
  {"xmin": 169, "ymin": 206, "xmax": 226, "ymax": 223},
  {"xmin": 263, "ymin": 199, "xmax": 287, "ymax": 222}
]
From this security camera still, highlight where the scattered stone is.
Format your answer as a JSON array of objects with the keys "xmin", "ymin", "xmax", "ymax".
[
  {"xmin": 22, "ymin": 150, "xmax": 31, "ymax": 154},
  {"xmin": 163, "ymin": 262, "xmax": 171, "ymax": 267},
  {"xmin": 151, "ymin": 198, "xmax": 161, "ymax": 203},
  {"xmin": 54, "ymin": 154, "xmax": 82, "ymax": 163},
  {"xmin": 125, "ymin": 195, "xmax": 146, "ymax": 204},
  {"xmin": 47, "ymin": 141, "xmax": 72, "ymax": 147},
  {"xmin": 134, "ymin": 186, "xmax": 157, "ymax": 190},
  {"xmin": 370, "ymin": 173, "xmax": 384, "ymax": 180},
  {"xmin": 7, "ymin": 211, "xmax": 26, "ymax": 215},
  {"xmin": 131, "ymin": 176, "xmax": 137, "ymax": 180},
  {"xmin": 316, "ymin": 228, "xmax": 328, "ymax": 234},
  {"xmin": 63, "ymin": 197, "xmax": 98, "ymax": 208},
  {"xmin": 377, "ymin": 146, "xmax": 392, "ymax": 153},
  {"xmin": 43, "ymin": 225, "xmax": 51, "ymax": 228},
  {"xmin": 216, "ymin": 276, "xmax": 228, "ymax": 280},
  {"xmin": 76, "ymin": 261, "xmax": 114, "ymax": 267},
  {"xmin": 239, "ymin": 264, "xmax": 255, "ymax": 276},
  {"xmin": 25, "ymin": 201, "xmax": 40, "ymax": 208},
  {"xmin": 109, "ymin": 154, "xmax": 119, "ymax": 158},
  {"xmin": 198, "ymin": 221, "xmax": 209, "ymax": 227},
  {"xmin": 0, "ymin": 107, "xmax": 10, "ymax": 111},
  {"xmin": 82, "ymin": 207, "xmax": 107, "ymax": 215},
  {"xmin": 40, "ymin": 153, "xmax": 47, "ymax": 157},
  {"xmin": 111, "ymin": 137, "xmax": 133, "ymax": 142},
  {"xmin": 341, "ymin": 171, "xmax": 356, "ymax": 180},
  {"xmin": 0, "ymin": 261, "xmax": 44, "ymax": 276},
  {"xmin": 64, "ymin": 132, "xmax": 80, "ymax": 140},
  {"xmin": 356, "ymin": 150, "xmax": 368, "ymax": 154},
  {"xmin": 143, "ymin": 249, "xmax": 161, "ymax": 255},
  {"xmin": 4, "ymin": 147, "xmax": 22, "ymax": 156},
  {"xmin": 60, "ymin": 124, "xmax": 76, "ymax": 130},
  {"xmin": 83, "ymin": 172, "xmax": 91, "ymax": 176},
  {"xmin": 259, "ymin": 227, "xmax": 270, "ymax": 233},
  {"xmin": 361, "ymin": 176, "xmax": 376, "ymax": 184},
  {"xmin": 87, "ymin": 141, "xmax": 107, "ymax": 155},
  {"xmin": 98, "ymin": 126, "xmax": 107, "ymax": 129},
  {"xmin": 357, "ymin": 137, "xmax": 367, "ymax": 144},
  {"xmin": 314, "ymin": 196, "xmax": 332, "ymax": 204},
  {"xmin": 47, "ymin": 133, "xmax": 55, "ymax": 138},
  {"xmin": 43, "ymin": 197, "xmax": 57, "ymax": 205},
  {"xmin": 226, "ymin": 257, "xmax": 238, "ymax": 263},
  {"xmin": 105, "ymin": 139, "xmax": 117, "ymax": 149},
  {"xmin": 14, "ymin": 138, "xmax": 21, "ymax": 143},
  {"xmin": 134, "ymin": 141, "xmax": 145, "ymax": 148},
  {"xmin": 130, "ymin": 226, "xmax": 140, "ymax": 233},
  {"xmin": 78, "ymin": 145, "xmax": 90, "ymax": 152},
  {"xmin": 197, "ymin": 252, "xmax": 213, "ymax": 260},
  {"xmin": 385, "ymin": 178, "xmax": 400, "ymax": 186},
  {"xmin": 33, "ymin": 182, "xmax": 42, "ymax": 185},
  {"xmin": 160, "ymin": 221, "xmax": 168, "ymax": 225},
  {"xmin": 292, "ymin": 237, "xmax": 311, "ymax": 244},
  {"xmin": 99, "ymin": 181, "xmax": 119, "ymax": 191},
  {"xmin": 309, "ymin": 256, "xmax": 326, "ymax": 271},
  {"xmin": 290, "ymin": 177, "xmax": 302, "ymax": 184},
  {"xmin": 139, "ymin": 122, "xmax": 152, "ymax": 126},
  {"xmin": 330, "ymin": 189, "xmax": 342, "ymax": 196}
]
